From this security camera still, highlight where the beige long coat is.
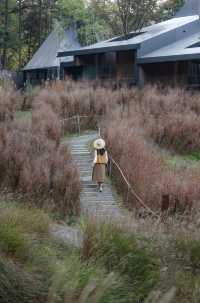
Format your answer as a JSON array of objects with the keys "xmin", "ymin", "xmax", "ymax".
[{"xmin": 92, "ymin": 150, "xmax": 108, "ymax": 183}]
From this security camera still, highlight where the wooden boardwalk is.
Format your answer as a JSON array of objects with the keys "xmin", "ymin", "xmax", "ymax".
[
  {"xmin": 69, "ymin": 132, "xmax": 124, "ymax": 220},
  {"xmin": 51, "ymin": 132, "xmax": 134, "ymax": 246}
]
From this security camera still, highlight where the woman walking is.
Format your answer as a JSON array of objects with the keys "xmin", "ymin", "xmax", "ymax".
[{"xmin": 92, "ymin": 138, "xmax": 108, "ymax": 192}]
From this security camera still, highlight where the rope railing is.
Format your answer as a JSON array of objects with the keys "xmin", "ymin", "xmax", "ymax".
[
  {"xmin": 60, "ymin": 114, "xmax": 100, "ymax": 135},
  {"xmin": 60, "ymin": 114, "xmax": 159, "ymax": 217},
  {"xmin": 108, "ymin": 154, "xmax": 159, "ymax": 217}
]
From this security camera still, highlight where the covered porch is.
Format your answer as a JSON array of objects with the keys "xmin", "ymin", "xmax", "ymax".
[
  {"xmin": 24, "ymin": 67, "xmax": 58, "ymax": 85},
  {"xmin": 138, "ymin": 60, "xmax": 200, "ymax": 88},
  {"xmin": 63, "ymin": 49, "xmax": 138, "ymax": 85}
]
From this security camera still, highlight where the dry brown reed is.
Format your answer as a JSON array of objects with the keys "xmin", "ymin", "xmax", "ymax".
[
  {"xmin": 30, "ymin": 81, "xmax": 200, "ymax": 154},
  {"xmin": 0, "ymin": 85, "xmax": 21, "ymax": 122},
  {"xmin": 22, "ymin": 80, "xmax": 200, "ymax": 213},
  {"xmin": 0, "ymin": 85, "xmax": 81, "ymax": 217},
  {"xmin": 103, "ymin": 113, "xmax": 200, "ymax": 212}
]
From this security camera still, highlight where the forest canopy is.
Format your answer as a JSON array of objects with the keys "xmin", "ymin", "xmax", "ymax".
[{"xmin": 0, "ymin": 0, "xmax": 184, "ymax": 71}]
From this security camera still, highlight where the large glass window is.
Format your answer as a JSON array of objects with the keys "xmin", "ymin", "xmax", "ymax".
[
  {"xmin": 188, "ymin": 61, "xmax": 200, "ymax": 86},
  {"xmin": 98, "ymin": 52, "xmax": 116, "ymax": 79}
]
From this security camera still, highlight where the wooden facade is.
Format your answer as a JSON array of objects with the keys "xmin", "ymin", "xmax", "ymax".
[
  {"xmin": 63, "ymin": 50, "xmax": 137, "ymax": 85},
  {"xmin": 63, "ymin": 51, "xmax": 200, "ymax": 88},
  {"xmin": 116, "ymin": 50, "xmax": 135, "ymax": 81},
  {"xmin": 24, "ymin": 67, "xmax": 58, "ymax": 85},
  {"xmin": 62, "ymin": 50, "xmax": 200, "ymax": 87},
  {"xmin": 188, "ymin": 60, "xmax": 200, "ymax": 87},
  {"xmin": 140, "ymin": 60, "xmax": 200, "ymax": 88}
]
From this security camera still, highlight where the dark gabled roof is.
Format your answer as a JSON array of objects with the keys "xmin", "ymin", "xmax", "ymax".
[
  {"xmin": 176, "ymin": 0, "xmax": 200, "ymax": 17},
  {"xmin": 138, "ymin": 16, "xmax": 200, "ymax": 64},
  {"xmin": 23, "ymin": 27, "xmax": 80, "ymax": 71},
  {"xmin": 58, "ymin": 43, "xmax": 140, "ymax": 57},
  {"xmin": 57, "ymin": 16, "xmax": 197, "ymax": 57},
  {"xmin": 138, "ymin": 31, "xmax": 200, "ymax": 64}
]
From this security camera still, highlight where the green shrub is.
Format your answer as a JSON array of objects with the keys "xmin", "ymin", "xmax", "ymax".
[
  {"xmin": 185, "ymin": 151, "xmax": 200, "ymax": 161},
  {"xmin": 190, "ymin": 241, "xmax": 200, "ymax": 272},
  {"xmin": 0, "ymin": 219, "xmax": 31, "ymax": 260},
  {"xmin": 82, "ymin": 222, "xmax": 158, "ymax": 302},
  {"xmin": 174, "ymin": 271, "xmax": 200, "ymax": 303},
  {"xmin": 176, "ymin": 238, "xmax": 200, "ymax": 274},
  {"xmin": 48, "ymin": 253, "xmax": 141, "ymax": 303},
  {"xmin": 0, "ymin": 205, "xmax": 50, "ymax": 260},
  {"xmin": 0, "ymin": 206, "xmax": 50, "ymax": 235},
  {"xmin": 0, "ymin": 203, "xmax": 63, "ymax": 302},
  {"xmin": 49, "ymin": 254, "xmax": 100, "ymax": 302},
  {"xmin": 0, "ymin": 255, "xmax": 45, "ymax": 303}
]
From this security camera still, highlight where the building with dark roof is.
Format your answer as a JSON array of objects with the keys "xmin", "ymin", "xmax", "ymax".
[
  {"xmin": 176, "ymin": 0, "xmax": 200, "ymax": 17},
  {"xmin": 57, "ymin": 0, "xmax": 200, "ymax": 88},
  {"xmin": 23, "ymin": 27, "xmax": 80, "ymax": 85}
]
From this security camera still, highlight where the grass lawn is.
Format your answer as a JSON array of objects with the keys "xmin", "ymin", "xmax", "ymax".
[
  {"xmin": 61, "ymin": 133, "xmax": 80, "ymax": 142},
  {"xmin": 15, "ymin": 111, "xmax": 32, "ymax": 120},
  {"xmin": 61, "ymin": 130, "xmax": 96, "ymax": 141},
  {"xmin": 166, "ymin": 151, "xmax": 200, "ymax": 168},
  {"xmin": 0, "ymin": 198, "xmax": 158, "ymax": 303},
  {"xmin": 0, "ymin": 194, "xmax": 199, "ymax": 302},
  {"xmin": 185, "ymin": 151, "xmax": 200, "ymax": 161}
]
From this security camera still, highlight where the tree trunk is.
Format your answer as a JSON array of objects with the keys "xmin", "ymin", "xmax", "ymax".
[
  {"xmin": 117, "ymin": 0, "xmax": 131, "ymax": 37},
  {"xmin": 38, "ymin": 0, "xmax": 42, "ymax": 45},
  {"xmin": 2, "ymin": 0, "xmax": 9, "ymax": 69},
  {"xmin": 18, "ymin": 0, "xmax": 22, "ymax": 69}
]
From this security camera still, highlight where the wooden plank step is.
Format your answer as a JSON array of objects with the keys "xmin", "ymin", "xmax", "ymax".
[{"xmin": 67, "ymin": 132, "xmax": 124, "ymax": 221}]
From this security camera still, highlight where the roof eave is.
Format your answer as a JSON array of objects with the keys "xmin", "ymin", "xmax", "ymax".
[
  {"xmin": 57, "ymin": 43, "xmax": 141, "ymax": 57},
  {"xmin": 138, "ymin": 53, "xmax": 200, "ymax": 64},
  {"xmin": 23, "ymin": 65, "xmax": 59, "ymax": 71},
  {"xmin": 60, "ymin": 61, "xmax": 77, "ymax": 67}
]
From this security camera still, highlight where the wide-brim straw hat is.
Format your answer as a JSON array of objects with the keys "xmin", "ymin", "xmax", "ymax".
[{"xmin": 93, "ymin": 138, "xmax": 105, "ymax": 150}]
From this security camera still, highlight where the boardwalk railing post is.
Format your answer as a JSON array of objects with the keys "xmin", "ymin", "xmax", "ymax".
[
  {"xmin": 108, "ymin": 158, "xmax": 112, "ymax": 176},
  {"xmin": 61, "ymin": 119, "xmax": 65, "ymax": 136},
  {"xmin": 77, "ymin": 115, "xmax": 81, "ymax": 135},
  {"xmin": 126, "ymin": 186, "xmax": 130, "ymax": 204},
  {"xmin": 161, "ymin": 194, "xmax": 169, "ymax": 213}
]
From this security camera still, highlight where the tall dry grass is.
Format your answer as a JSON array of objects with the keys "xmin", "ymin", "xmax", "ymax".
[
  {"xmin": 0, "ymin": 85, "xmax": 81, "ymax": 217},
  {"xmin": 21, "ymin": 80, "xmax": 200, "ymax": 213},
  {"xmin": 138, "ymin": 86, "xmax": 200, "ymax": 153},
  {"xmin": 28, "ymin": 81, "xmax": 200, "ymax": 154},
  {"xmin": 0, "ymin": 85, "xmax": 21, "ymax": 122},
  {"xmin": 103, "ymin": 112, "xmax": 200, "ymax": 213},
  {"xmin": 24, "ymin": 80, "xmax": 135, "ymax": 132}
]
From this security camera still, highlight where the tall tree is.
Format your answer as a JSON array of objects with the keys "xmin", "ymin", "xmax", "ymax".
[
  {"xmin": 0, "ymin": 0, "xmax": 185, "ymax": 70},
  {"xmin": 56, "ymin": 0, "xmax": 109, "ymax": 45},
  {"xmin": 155, "ymin": 0, "xmax": 184, "ymax": 21},
  {"xmin": 2, "ymin": 0, "xmax": 9, "ymax": 69},
  {"xmin": 116, "ymin": 0, "xmax": 158, "ymax": 36},
  {"xmin": 0, "ymin": 0, "xmax": 17, "ymax": 69},
  {"xmin": 89, "ymin": 0, "xmax": 184, "ymax": 37},
  {"xmin": 89, "ymin": 0, "xmax": 158, "ymax": 38},
  {"xmin": 17, "ymin": 0, "xmax": 22, "ymax": 69}
]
